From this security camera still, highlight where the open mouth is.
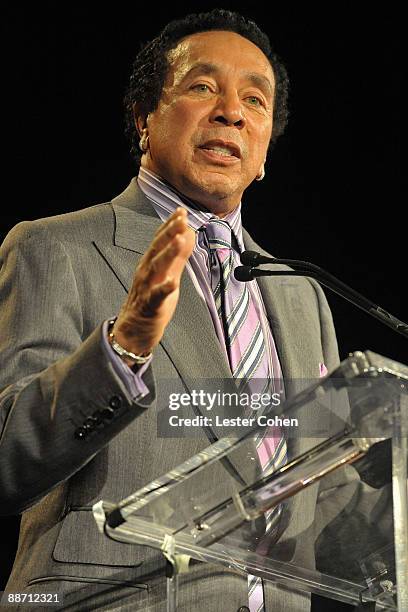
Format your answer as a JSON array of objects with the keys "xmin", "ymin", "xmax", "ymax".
[{"xmin": 198, "ymin": 139, "xmax": 241, "ymax": 160}]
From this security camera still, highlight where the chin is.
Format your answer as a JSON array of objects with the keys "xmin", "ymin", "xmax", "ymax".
[{"xmin": 188, "ymin": 170, "xmax": 241, "ymax": 200}]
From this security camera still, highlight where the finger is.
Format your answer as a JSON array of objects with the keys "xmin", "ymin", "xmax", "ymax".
[
  {"xmin": 149, "ymin": 211, "xmax": 190, "ymax": 256},
  {"xmin": 136, "ymin": 210, "xmax": 187, "ymax": 272},
  {"xmin": 144, "ymin": 234, "xmax": 187, "ymax": 283},
  {"xmin": 152, "ymin": 207, "xmax": 187, "ymax": 243},
  {"xmin": 130, "ymin": 209, "xmax": 191, "ymax": 293}
]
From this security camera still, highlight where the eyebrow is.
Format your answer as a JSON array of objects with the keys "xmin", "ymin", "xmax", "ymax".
[{"xmin": 180, "ymin": 62, "xmax": 274, "ymax": 96}]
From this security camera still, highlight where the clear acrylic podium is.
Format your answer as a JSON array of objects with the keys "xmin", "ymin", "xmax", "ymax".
[{"xmin": 93, "ymin": 351, "xmax": 407, "ymax": 611}]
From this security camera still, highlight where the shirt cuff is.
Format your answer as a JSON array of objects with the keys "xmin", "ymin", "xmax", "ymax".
[{"xmin": 101, "ymin": 319, "xmax": 152, "ymax": 401}]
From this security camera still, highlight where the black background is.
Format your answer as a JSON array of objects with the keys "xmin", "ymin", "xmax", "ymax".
[{"xmin": 1, "ymin": 3, "xmax": 403, "ymax": 610}]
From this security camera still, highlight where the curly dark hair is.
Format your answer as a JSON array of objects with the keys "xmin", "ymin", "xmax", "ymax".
[{"xmin": 124, "ymin": 9, "xmax": 289, "ymax": 166}]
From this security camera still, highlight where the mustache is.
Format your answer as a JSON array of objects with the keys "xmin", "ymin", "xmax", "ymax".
[{"xmin": 192, "ymin": 129, "xmax": 248, "ymax": 158}]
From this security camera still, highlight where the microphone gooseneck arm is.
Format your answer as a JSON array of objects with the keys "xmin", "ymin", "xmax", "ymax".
[{"xmin": 235, "ymin": 252, "xmax": 408, "ymax": 340}]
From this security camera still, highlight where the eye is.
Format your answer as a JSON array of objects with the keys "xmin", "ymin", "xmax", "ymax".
[
  {"xmin": 191, "ymin": 83, "xmax": 211, "ymax": 93},
  {"xmin": 245, "ymin": 95, "xmax": 263, "ymax": 107}
]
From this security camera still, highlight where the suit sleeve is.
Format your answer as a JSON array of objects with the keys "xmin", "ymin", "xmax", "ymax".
[{"xmin": 0, "ymin": 221, "xmax": 155, "ymax": 515}]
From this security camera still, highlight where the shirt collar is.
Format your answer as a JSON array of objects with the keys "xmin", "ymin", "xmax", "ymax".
[{"xmin": 137, "ymin": 167, "xmax": 244, "ymax": 251}]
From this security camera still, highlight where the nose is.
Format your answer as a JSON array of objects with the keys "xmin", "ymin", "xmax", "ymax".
[{"xmin": 209, "ymin": 91, "xmax": 246, "ymax": 129}]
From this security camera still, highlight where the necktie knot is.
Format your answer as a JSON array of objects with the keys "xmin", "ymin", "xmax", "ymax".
[{"xmin": 204, "ymin": 218, "xmax": 232, "ymax": 252}]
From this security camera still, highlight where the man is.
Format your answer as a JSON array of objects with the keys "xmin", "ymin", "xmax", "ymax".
[{"xmin": 0, "ymin": 9, "xmax": 353, "ymax": 612}]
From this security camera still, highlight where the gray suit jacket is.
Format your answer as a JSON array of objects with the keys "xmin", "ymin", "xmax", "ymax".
[{"xmin": 0, "ymin": 179, "xmax": 355, "ymax": 611}]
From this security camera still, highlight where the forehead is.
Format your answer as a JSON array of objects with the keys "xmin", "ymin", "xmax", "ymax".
[{"xmin": 166, "ymin": 30, "xmax": 275, "ymax": 89}]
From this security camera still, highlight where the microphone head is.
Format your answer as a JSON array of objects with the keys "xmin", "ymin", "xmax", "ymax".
[
  {"xmin": 234, "ymin": 266, "xmax": 254, "ymax": 282},
  {"xmin": 240, "ymin": 250, "xmax": 261, "ymax": 266}
]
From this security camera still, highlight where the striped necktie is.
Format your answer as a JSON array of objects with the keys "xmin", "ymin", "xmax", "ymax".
[{"xmin": 204, "ymin": 218, "xmax": 287, "ymax": 612}]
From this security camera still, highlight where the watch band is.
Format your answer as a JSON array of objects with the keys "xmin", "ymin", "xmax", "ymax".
[{"xmin": 107, "ymin": 319, "xmax": 152, "ymax": 365}]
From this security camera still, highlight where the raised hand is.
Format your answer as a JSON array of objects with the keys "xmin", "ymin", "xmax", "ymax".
[{"xmin": 111, "ymin": 207, "xmax": 195, "ymax": 362}]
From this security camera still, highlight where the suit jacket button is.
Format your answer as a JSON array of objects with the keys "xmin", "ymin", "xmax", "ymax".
[
  {"xmin": 109, "ymin": 395, "xmax": 122, "ymax": 410},
  {"xmin": 92, "ymin": 410, "xmax": 104, "ymax": 425},
  {"xmin": 75, "ymin": 426, "xmax": 88, "ymax": 439},
  {"xmin": 237, "ymin": 607, "xmax": 250, "ymax": 612},
  {"xmin": 84, "ymin": 416, "xmax": 97, "ymax": 427},
  {"xmin": 100, "ymin": 407, "xmax": 115, "ymax": 420}
]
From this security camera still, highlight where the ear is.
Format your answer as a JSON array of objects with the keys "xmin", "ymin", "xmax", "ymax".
[{"xmin": 132, "ymin": 103, "xmax": 148, "ymax": 138}]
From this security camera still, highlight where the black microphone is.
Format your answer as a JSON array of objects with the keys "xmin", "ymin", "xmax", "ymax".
[
  {"xmin": 235, "ymin": 251, "xmax": 408, "ymax": 340},
  {"xmin": 234, "ymin": 266, "xmax": 255, "ymax": 281},
  {"xmin": 240, "ymin": 250, "xmax": 273, "ymax": 266},
  {"xmin": 234, "ymin": 266, "xmax": 277, "ymax": 281},
  {"xmin": 240, "ymin": 250, "xmax": 324, "ymax": 274}
]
